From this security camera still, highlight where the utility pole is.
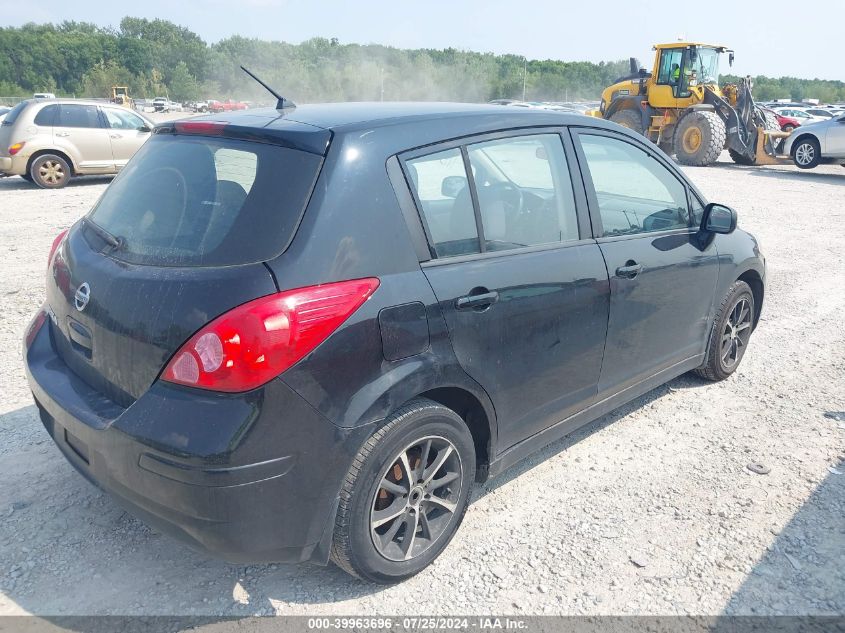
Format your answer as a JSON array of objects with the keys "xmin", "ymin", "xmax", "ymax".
[
  {"xmin": 522, "ymin": 58, "xmax": 527, "ymax": 101},
  {"xmin": 380, "ymin": 67, "xmax": 385, "ymax": 102}
]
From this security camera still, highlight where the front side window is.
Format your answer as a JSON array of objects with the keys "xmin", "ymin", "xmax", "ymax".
[
  {"xmin": 466, "ymin": 134, "xmax": 578, "ymax": 250},
  {"xmin": 657, "ymin": 48, "xmax": 685, "ymax": 86},
  {"xmin": 56, "ymin": 104, "xmax": 102, "ymax": 129},
  {"xmin": 579, "ymin": 134, "xmax": 690, "ymax": 237},
  {"xmin": 406, "ymin": 148, "xmax": 480, "ymax": 258},
  {"xmin": 103, "ymin": 108, "xmax": 145, "ymax": 130}
]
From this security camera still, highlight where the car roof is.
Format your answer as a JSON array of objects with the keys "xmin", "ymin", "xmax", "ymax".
[{"xmin": 192, "ymin": 101, "xmax": 608, "ymax": 133}]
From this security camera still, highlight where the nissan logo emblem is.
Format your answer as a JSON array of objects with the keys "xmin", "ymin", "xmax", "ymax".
[{"xmin": 74, "ymin": 282, "xmax": 91, "ymax": 312}]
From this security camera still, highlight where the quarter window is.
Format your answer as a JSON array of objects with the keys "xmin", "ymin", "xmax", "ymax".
[
  {"xmin": 579, "ymin": 134, "xmax": 690, "ymax": 237},
  {"xmin": 407, "ymin": 148, "xmax": 480, "ymax": 258},
  {"xmin": 34, "ymin": 104, "xmax": 58, "ymax": 127},
  {"xmin": 56, "ymin": 104, "xmax": 102, "ymax": 129}
]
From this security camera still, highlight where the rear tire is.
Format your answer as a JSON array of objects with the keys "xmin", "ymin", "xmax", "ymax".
[
  {"xmin": 609, "ymin": 109, "xmax": 643, "ymax": 134},
  {"xmin": 673, "ymin": 111, "xmax": 725, "ymax": 166},
  {"xmin": 330, "ymin": 398, "xmax": 475, "ymax": 583},
  {"xmin": 792, "ymin": 136, "xmax": 821, "ymax": 169},
  {"xmin": 695, "ymin": 281, "xmax": 755, "ymax": 382},
  {"xmin": 30, "ymin": 154, "xmax": 71, "ymax": 189}
]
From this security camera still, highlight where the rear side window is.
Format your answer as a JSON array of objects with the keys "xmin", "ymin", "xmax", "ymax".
[
  {"xmin": 1, "ymin": 100, "xmax": 30, "ymax": 126},
  {"xmin": 56, "ymin": 104, "xmax": 102, "ymax": 129},
  {"xmin": 87, "ymin": 136, "xmax": 322, "ymax": 267},
  {"xmin": 34, "ymin": 104, "xmax": 58, "ymax": 127}
]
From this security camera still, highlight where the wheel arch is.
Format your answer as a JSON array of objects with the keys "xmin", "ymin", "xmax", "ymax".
[
  {"xmin": 416, "ymin": 387, "xmax": 493, "ymax": 482},
  {"xmin": 789, "ymin": 132, "xmax": 820, "ymax": 156},
  {"xmin": 737, "ymin": 269, "xmax": 764, "ymax": 330},
  {"xmin": 26, "ymin": 149, "xmax": 77, "ymax": 177}
]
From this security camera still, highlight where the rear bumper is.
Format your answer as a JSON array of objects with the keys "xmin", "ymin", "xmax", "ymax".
[
  {"xmin": 0, "ymin": 156, "xmax": 13, "ymax": 173},
  {"xmin": 23, "ymin": 307, "xmax": 373, "ymax": 564}
]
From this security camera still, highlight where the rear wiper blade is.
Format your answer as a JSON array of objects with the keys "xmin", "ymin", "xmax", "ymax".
[{"xmin": 83, "ymin": 217, "xmax": 123, "ymax": 250}]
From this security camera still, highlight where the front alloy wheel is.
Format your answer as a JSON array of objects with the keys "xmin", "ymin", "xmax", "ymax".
[{"xmin": 720, "ymin": 296, "xmax": 752, "ymax": 369}]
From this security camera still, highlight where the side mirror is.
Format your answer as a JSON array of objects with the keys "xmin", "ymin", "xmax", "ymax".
[
  {"xmin": 138, "ymin": 125, "xmax": 151, "ymax": 133},
  {"xmin": 441, "ymin": 175, "xmax": 467, "ymax": 198},
  {"xmin": 701, "ymin": 203, "xmax": 737, "ymax": 234}
]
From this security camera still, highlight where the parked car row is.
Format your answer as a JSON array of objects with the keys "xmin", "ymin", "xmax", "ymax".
[{"xmin": 0, "ymin": 98, "xmax": 154, "ymax": 188}]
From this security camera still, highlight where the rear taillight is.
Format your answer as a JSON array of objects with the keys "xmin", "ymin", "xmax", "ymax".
[
  {"xmin": 48, "ymin": 229, "xmax": 68, "ymax": 267},
  {"xmin": 8, "ymin": 142, "xmax": 25, "ymax": 156},
  {"xmin": 162, "ymin": 278, "xmax": 380, "ymax": 392}
]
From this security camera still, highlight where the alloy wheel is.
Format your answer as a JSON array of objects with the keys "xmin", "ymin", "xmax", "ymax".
[
  {"xmin": 370, "ymin": 436, "xmax": 463, "ymax": 562},
  {"xmin": 795, "ymin": 143, "xmax": 815, "ymax": 166},
  {"xmin": 721, "ymin": 297, "xmax": 752, "ymax": 369}
]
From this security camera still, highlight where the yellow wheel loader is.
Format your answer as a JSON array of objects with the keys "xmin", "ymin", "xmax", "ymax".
[
  {"xmin": 596, "ymin": 43, "xmax": 785, "ymax": 166},
  {"xmin": 111, "ymin": 86, "xmax": 130, "ymax": 108}
]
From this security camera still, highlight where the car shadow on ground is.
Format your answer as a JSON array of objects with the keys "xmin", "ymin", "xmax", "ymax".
[
  {"xmin": 0, "ymin": 175, "xmax": 113, "ymax": 191},
  {"xmin": 0, "ymin": 373, "xmax": 715, "ymax": 618},
  {"xmin": 705, "ymin": 163, "xmax": 845, "ymax": 186},
  {"xmin": 723, "ymin": 463, "xmax": 844, "ymax": 615}
]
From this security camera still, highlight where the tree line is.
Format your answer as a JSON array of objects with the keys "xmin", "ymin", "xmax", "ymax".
[{"xmin": 1, "ymin": 19, "xmax": 843, "ymax": 104}]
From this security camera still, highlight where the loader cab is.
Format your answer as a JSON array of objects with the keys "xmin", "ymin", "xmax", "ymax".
[{"xmin": 652, "ymin": 44, "xmax": 726, "ymax": 104}]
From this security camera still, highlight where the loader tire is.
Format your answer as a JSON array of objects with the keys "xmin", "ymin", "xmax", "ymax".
[
  {"xmin": 728, "ymin": 109, "xmax": 780, "ymax": 165},
  {"xmin": 673, "ymin": 111, "xmax": 725, "ymax": 166},
  {"xmin": 609, "ymin": 109, "xmax": 643, "ymax": 134}
]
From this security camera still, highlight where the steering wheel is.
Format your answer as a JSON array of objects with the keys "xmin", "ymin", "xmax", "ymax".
[{"xmin": 483, "ymin": 181, "xmax": 524, "ymax": 215}]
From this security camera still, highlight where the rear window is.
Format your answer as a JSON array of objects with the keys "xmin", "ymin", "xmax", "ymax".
[
  {"xmin": 87, "ymin": 135, "xmax": 323, "ymax": 267},
  {"xmin": 1, "ymin": 100, "xmax": 30, "ymax": 126}
]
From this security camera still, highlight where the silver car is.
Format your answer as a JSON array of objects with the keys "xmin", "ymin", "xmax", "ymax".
[
  {"xmin": 0, "ymin": 99, "xmax": 153, "ymax": 188},
  {"xmin": 783, "ymin": 111, "xmax": 845, "ymax": 169}
]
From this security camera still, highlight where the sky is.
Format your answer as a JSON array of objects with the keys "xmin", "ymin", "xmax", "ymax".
[{"xmin": 1, "ymin": 0, "xmax": 842, "ymax": 81}]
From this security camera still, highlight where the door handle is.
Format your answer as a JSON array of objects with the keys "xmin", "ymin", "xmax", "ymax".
[
  {"xmin": 56, "ymin": 132, "xmax": 71, "ymax": 137},
  {"xmin": 109, "ymin": 133, "xmax": 123, "ymax": 139},
  {"xmin": 615, "ymin": 261, "xmax": 643, "ymax": 279},
  {"xmin": 456, "ymin": 290, "xmax": 499, "ymax": 310}
]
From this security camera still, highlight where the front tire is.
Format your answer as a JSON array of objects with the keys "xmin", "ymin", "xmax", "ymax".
[
  {"xmin": 330, "ymin": 398, "xmax": 475, "ymax": 583},
  {"xmin": 30, "ymin": 154, "xmax": 71, "ymax": 189},
  {"xmin": 673, "ymin": 111, "xmax": 726, "ymax": 166},
  {"xmin": 696, "ymin": 281, "xmax": 755, "ymax": 382},
  {"xmin": 792, "ymin": 136, "xmax": 821, "ymax": 169}
]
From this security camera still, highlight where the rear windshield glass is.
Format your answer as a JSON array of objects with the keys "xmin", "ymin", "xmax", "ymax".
[
  {"xmin": 87, "ymin": 135, "xmax": 323, "ymax": 267},
  {"xmin": 1, "ymin": 100, "xmax": 30, "ymax": 126}
]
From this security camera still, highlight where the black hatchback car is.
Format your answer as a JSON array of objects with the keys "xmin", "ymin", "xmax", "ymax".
[{"xmin": 24, "ymin": 102, "xmax": 764, "ymax": 583}]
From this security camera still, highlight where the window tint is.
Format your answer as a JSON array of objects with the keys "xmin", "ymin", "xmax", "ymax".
[
  {"xmin": 87, "ymin": 136, "xmax": 322, "ymax": 267},
  {"xmin": 1, "ymin": 100, "xmax": 29, "ymax": 126},
  {"xmin": 103, "ymin": 108, "xmax": 145, "ymax": 130},
  {"xmin": 33, "ymin": 104, "xmax": 58, "ymax": 127},
  {"xmin": 467, "ymin": 134, "xmax": 578, "ymax": 250},
  {"xmin": 57, "ymin": 104, "xmax": 101, "ymax": 129},
  {"xmin": 407, "ymin": 148, "xmax": 480, "ymax": 258},
  {"xmin": 579, "ymin": 134, "xmax": 690, "ymax": 237}
]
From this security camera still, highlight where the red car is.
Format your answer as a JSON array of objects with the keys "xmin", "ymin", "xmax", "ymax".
[
  {"xmin": 208, "ymin": 99, "xmax": 248, "ymax": 113},
  {"xmin": 775, "ymin": 113, "xmax": 800, "ymax": 132}
]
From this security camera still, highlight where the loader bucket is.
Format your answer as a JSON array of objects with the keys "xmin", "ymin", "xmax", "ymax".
[{"xmin": 753, "ymin": 127, "xmax": 792, "ymax": 166}]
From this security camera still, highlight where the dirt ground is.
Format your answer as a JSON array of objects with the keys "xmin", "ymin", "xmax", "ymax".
[{"xmin": 0, "ymin": 151, "xmax": 842, "ymax": 618}]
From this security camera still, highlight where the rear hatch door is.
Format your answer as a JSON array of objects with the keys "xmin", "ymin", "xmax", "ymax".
[{"xmin": 47, "ymin": 130, "xmax": 325, "ymax": 405}]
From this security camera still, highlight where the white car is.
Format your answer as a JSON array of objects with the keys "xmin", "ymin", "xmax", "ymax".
[
  {"xmin": 773, "ymin": 107, "xmax": 828, "ymax": 126},
  {"xmin": 782, "ymin": 111, "xmax": 845, "ymax": 169}
]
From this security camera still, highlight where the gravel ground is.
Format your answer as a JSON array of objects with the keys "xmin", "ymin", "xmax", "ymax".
[{"xmin": 0, "ymin": 152, "xmax": 842, "ymax": 618}]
